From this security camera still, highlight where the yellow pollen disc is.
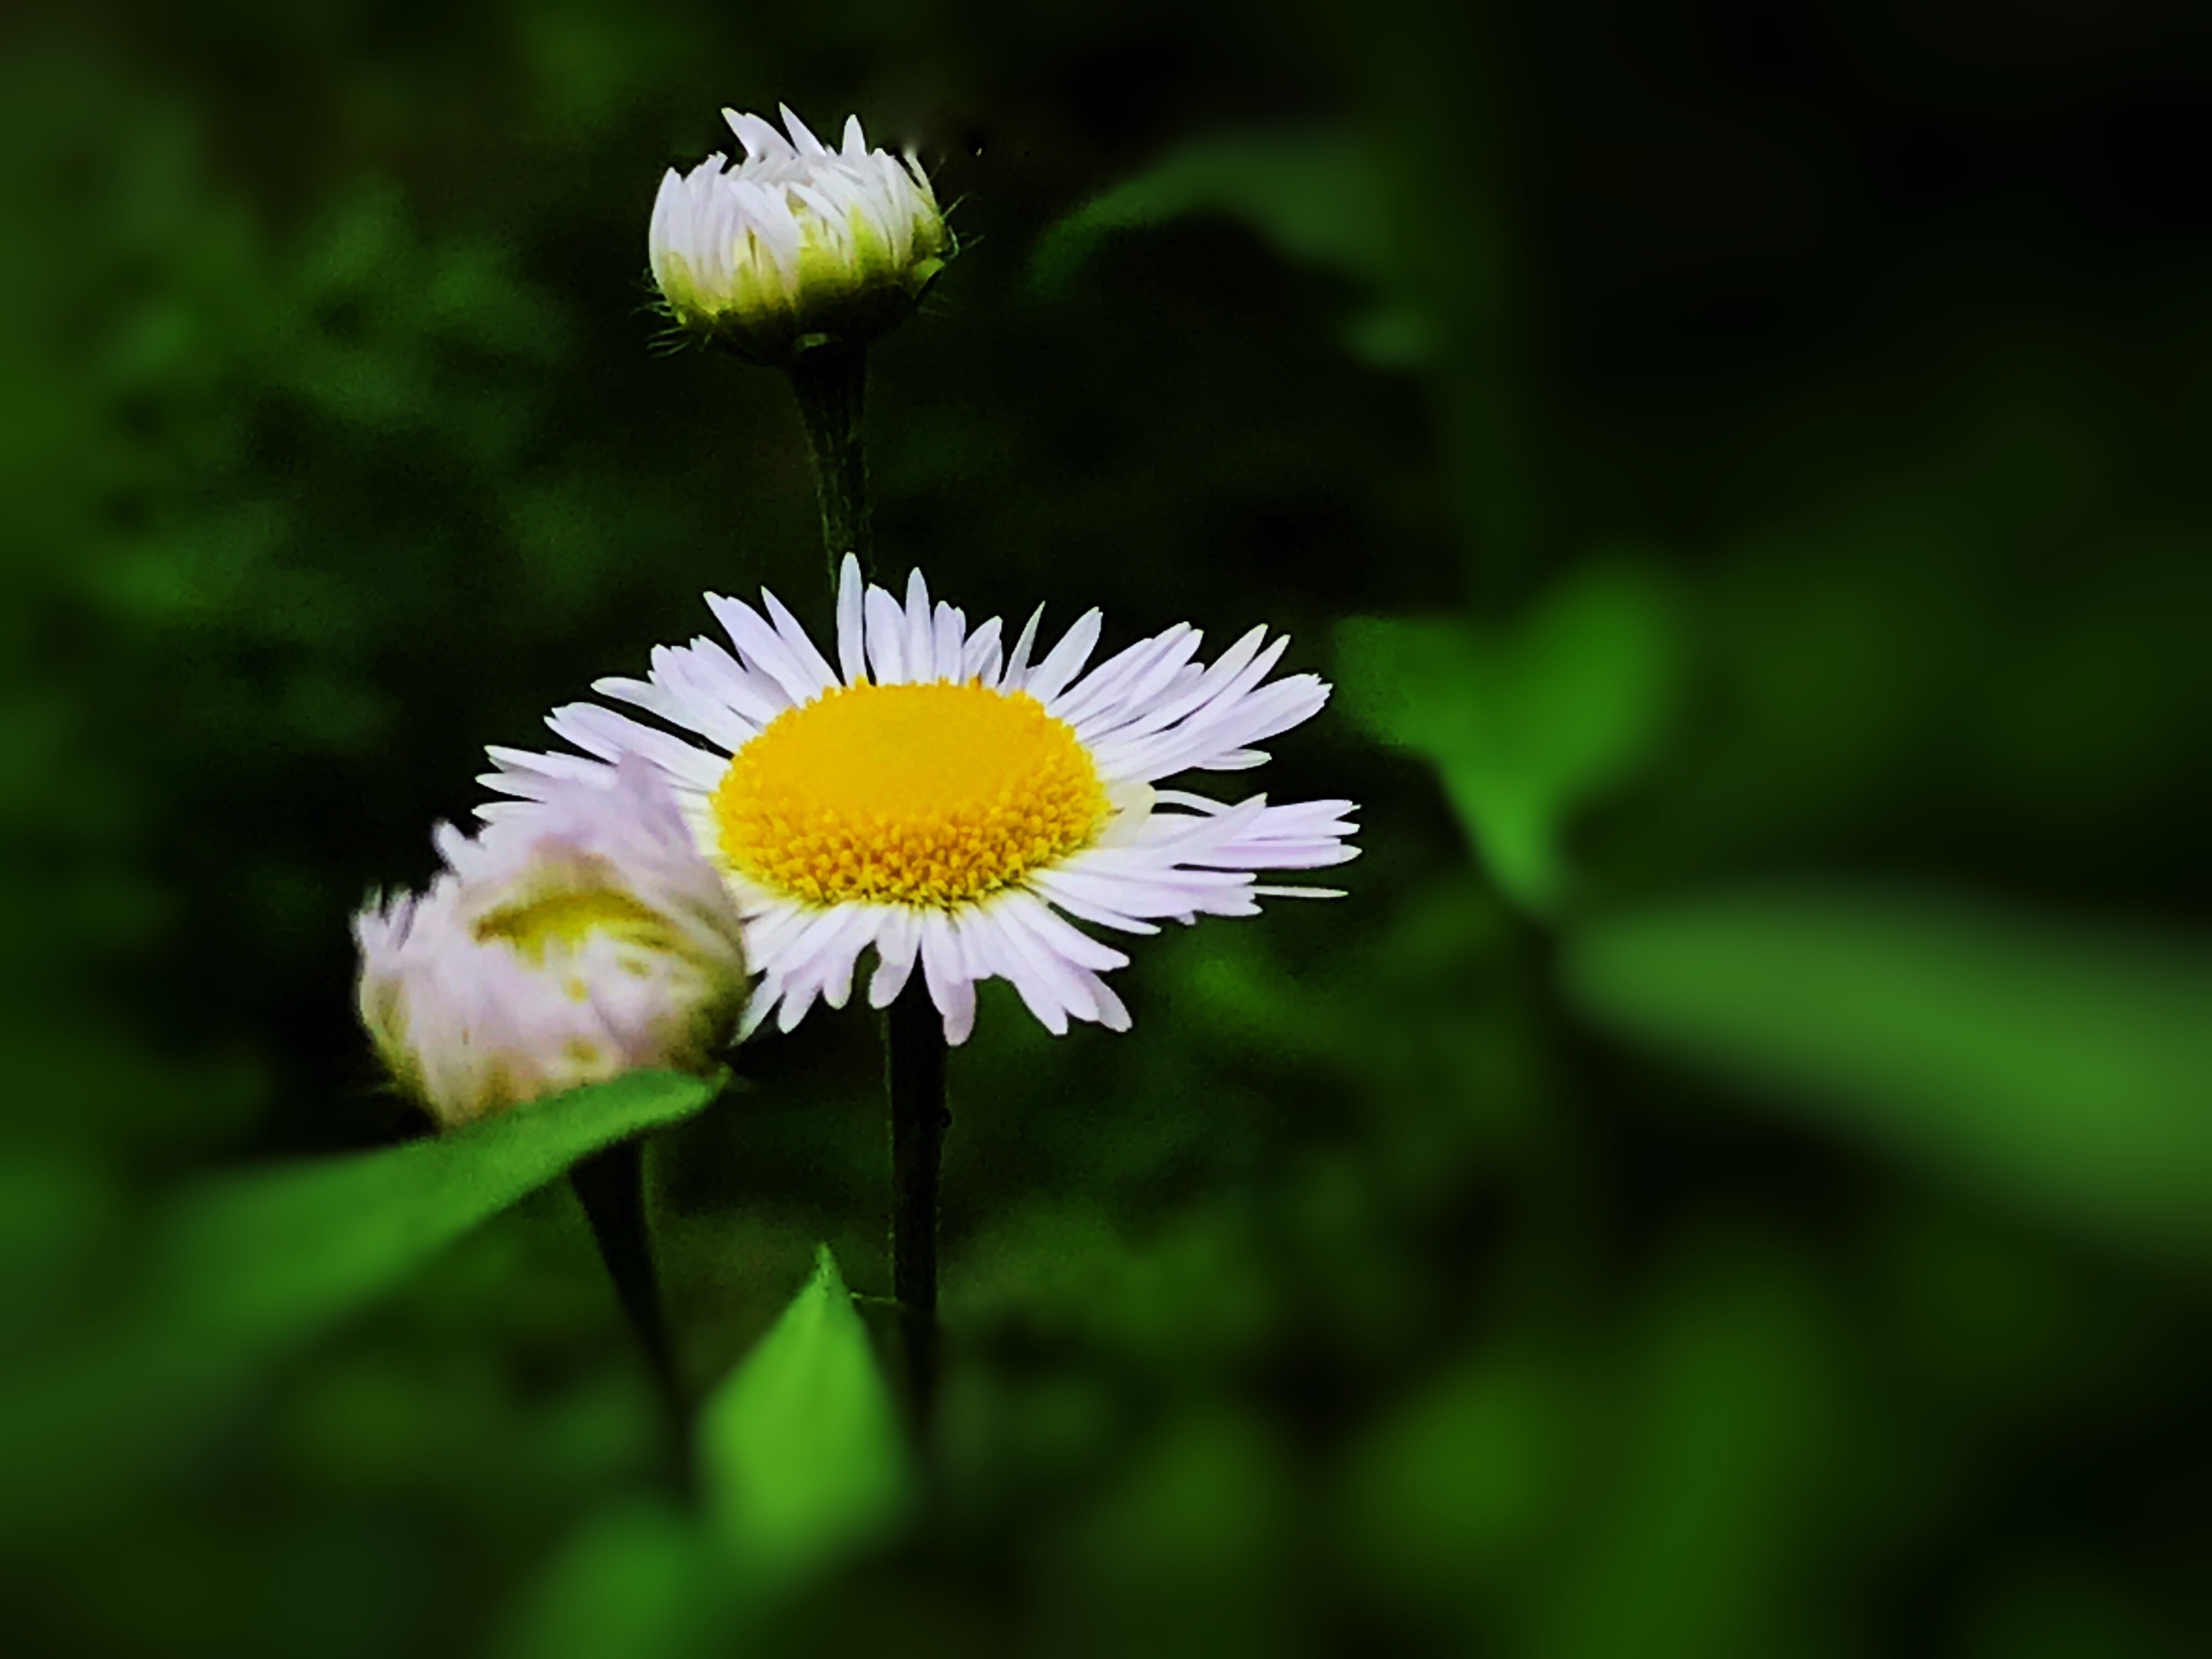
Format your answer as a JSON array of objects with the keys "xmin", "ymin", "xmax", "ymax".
[
  {"xmin": 714, "ymin": 681, "xmax": 1111, "ymax": 909},
  {"xmin": 472, "ymin": 873, "xmax": 676, "ymax": 966}
]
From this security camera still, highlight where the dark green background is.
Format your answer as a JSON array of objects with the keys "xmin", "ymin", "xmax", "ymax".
[{"xmin": 3, "ymin": 0, "xmax": 2209, "ymax": 1654}]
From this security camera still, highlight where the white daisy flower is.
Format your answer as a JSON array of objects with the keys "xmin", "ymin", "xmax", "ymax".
[
  {"xmin": 649, "ymin": 104, "xmax": 952, "ymax": 363},
  {"xmin": 356, "ymin": 758, "xmax": 750, "ymax": 1128},
  {"xmin": 480, "ymin": 558, "xmax": 1359, "ymax": 1047}
]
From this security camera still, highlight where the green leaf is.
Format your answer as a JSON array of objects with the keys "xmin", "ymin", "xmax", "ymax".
[
  {"xmin": 1336, "ymin": 564, "xmax": 1682, "ymax": 912},
  {"xmin": 0, "ymin": 1070, "xmax": 719, "ymax": 1542},
  {"xmin": 496, "ymin": 1499, "xmax": 719, "ymax": 1659},
  {"xmin": 151, "ymin": 1068, "xmax": 718, "ymax": 1346},
  {"xmin": 695, "ymin": 1244, "xmax": 915, "ymax": 1590},
  {"xmin": 1029, "ymin": 132, "xmax": 1427, "ymax": 366},
  {"xmin": 1564, "ymin": 888, "xmax": 2212, "ymax": 1257}
]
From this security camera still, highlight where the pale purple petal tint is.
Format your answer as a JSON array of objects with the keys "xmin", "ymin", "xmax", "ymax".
[{"xmin": 356, "ymin": 758, "xmax": 748, "ymax": 1128}]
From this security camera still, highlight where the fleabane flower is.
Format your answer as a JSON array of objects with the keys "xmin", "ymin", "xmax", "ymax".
[
  {"xmin": 356, "ymin": 759, "xmax": 749, "ymax": 1128},
  {"xmin": 649, "ymin": 105, "xmax": 952, "ymax": 363},
  {"xmin": 481, "ymin": 558, "xmax": 1359, "ymax": 1046}
]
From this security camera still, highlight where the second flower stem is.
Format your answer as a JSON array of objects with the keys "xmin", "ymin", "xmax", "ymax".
[{"xmin": 571, "ymin": 1138, "xmax": 682, "ymax": 1412}]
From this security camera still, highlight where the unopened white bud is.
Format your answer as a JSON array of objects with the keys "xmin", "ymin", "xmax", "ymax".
[
  {"xmin": 648, "ymin": 105, "xmax": 952, "ymax": 364},
  {"xmin": 355, "ymin": 759, "xmax": 749, "ymax": 1128}
]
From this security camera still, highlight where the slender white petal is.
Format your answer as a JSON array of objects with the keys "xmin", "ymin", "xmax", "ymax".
[
  {"xmin": 1022, "ymin": 609, "xmax": 1103, "ymax": 705},
  {"xmin": 920, "ymin": 912, "xmax": 978, "ymax": 1045},
  {"xmin": 1003, "ymin": 605, "xmax": 1045, "ymax": 686},
  {"xmin": 836, "ymin": 554, "xmax": 868, "ymax": 685},
  {"xmin": 864, "ymin": 585, "xmax": 909, "ymax": 684},
  {"xmin": 761, "ymin": 588, "xmax": 840, "ymax": 694},
  {"xmin": 707, "ymin": 593, "xmax": 832, "ymax": 707},
  {"xmin": 902, "ymin": 567, "xmax": 934, "ymax": 682},
  {"xmin": 868, "ymin": 909, "xmax": 923, "ymax": 1008},
  {"xmin": 933, "ymin": 603, "xmax": 965, "ymax": 682},
  {"xmin": 962, "ymin": 617, "xmax": 1004, "ymax": 686}
]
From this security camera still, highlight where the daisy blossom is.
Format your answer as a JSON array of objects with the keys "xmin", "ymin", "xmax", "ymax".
[
  {"xmin": 356, "ymin": 758, "xmax": 749, "ymax": 1127},
  {"xmin": 482, "ymin": 558, "xmax": 1359, "ymax": 1045}
]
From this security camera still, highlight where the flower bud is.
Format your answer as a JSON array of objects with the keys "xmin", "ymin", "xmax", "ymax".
[
  {"xmin": 648, "ymin": 105, "xmax": 952, "ymax": 364},
  {"xmin": 355, "ymin": 759, "xmax": 749, "ymax": 1128}
]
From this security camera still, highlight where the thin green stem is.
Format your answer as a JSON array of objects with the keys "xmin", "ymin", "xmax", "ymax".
[
  {"xmin": 570, "ymin": 1139, "xmax": 684, "ymax": 1418},
  {"xmin": 886, "ymin": 985, "xmax": 949, "ymax": 1422},
  {"xmin": 784, "ymin": 341, "xmax": 945, "ymax": 1422},
  {"xmin": 783, "ymin": 345, "xmax": 874, "ymax": 588}
]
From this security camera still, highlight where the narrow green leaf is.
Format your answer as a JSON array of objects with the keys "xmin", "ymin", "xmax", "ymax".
[
  {"xmin": 0, "ymin": 1070, "xmax": 719, "ymax": 1541},
  {"xmin": 1565, "ymin": 888, "xmax": 2212, "ymax": 1256},
  {"xmin": 1337, "ymin": 564, "xmax": 1682, "ymax": 911},
  {"xmin": 152, "ymin": 1068, "xmax": 718, "ymax": 1346},
  {"xmin": 696, "ymin": 1244, "xmax": 914, "ymax": 1589}
]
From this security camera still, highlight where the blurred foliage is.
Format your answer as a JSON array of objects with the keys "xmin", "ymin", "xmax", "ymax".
[
  {"xmin": 502, "ymin": 1247, "xmax": 912, "ymax": 1659},
  {"xmin": 0, "ymin": 1071, "xmax": 716, "ymax": 1548},
  {"xmin": 1337, "ymin": 564, "xmax": 1684, "ymax": 911},
  {"xmin": 4, "ymin": 0, "xmax": 2211, "ymax": 1656},
  {"xmin": 1566, "ymin": 889, "xmax": 2212, "ymax": 1257}
]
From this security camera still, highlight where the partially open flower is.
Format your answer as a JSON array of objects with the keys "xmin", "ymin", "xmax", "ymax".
[
  {"xmin": 648, "ymin": 105, "xmax": 952, "ymax": 364},
  {"xmin": 356, "ymin": 760, "xmax": 749, "ymax": 1128}
]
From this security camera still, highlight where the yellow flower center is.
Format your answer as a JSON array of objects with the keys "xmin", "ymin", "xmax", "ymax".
[
  {"xmin": 472, "ymin": 862, "xmax": 677, "ymax": 968},
  {"xmin": 714, "ymin": 681, "xmax": 1110, "ymax": 909}
]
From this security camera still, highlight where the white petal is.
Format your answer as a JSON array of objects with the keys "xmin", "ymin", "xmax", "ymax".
[
  {"xmin": 1003, "ymin": 604, "xmax": 1045, "ymax": 687},
  {"xmin": 836, "ymin": 554, "xmax": 868, "ymax": 684},
  {"xmin": 1028, "ymin": 871, "xmax": 1164, "ymax": 935},
  {"xmin": 779, "ymin": 104, "xmax": 828, "ymax": 157},
  {"xmin": 962, "ymin": 617, "xmax": 1005, "ymax": 686},
  {"xmin": 595, "ymin": 673, "xmax": 757, "ymax": 755},
  {"xmin": 724, "ymin": 108, "xmax": 791, "ymax": 161},
  {"xmin": 998, "ymin": 889, "xmax": 1129, "ymax": 972},
  {"xmin": 760, "ymin": 587, "xmax": 840, "ymax": 696},
  {"xmin": 932, "ymin": 603, "xmax": 965, "ymax": 683},
  {"xmin": 921, "ymin": 912, "xmax": 977, "ymax": 1045},
  {"xmin": 1079, "ymin": 969, "xmax": 1132, "ymax": 1032},
  {"xmin": 868, "ymin": 909, "xmax": 922, "ymax": 1008},
  {"xmin": 1022, "ymin": 609, "xmax": 1102, "ymax": 705},
  {"xmin": 545, "ymin": 705, "xmax": 726, "ymax": 790},
  {"xmin": 664, "ymin": 636, "xmax": 790, "ymax": 727},
  {"xmin": 979, "ymin": 917, "xmax": 1071, "ymax": 1035},
  {"xmin": 707, "ymin": 593, "xmax": 833, "ymax": 707},
  {"xmin": 865, "ymin": 585, "xmax": 909, "ymax": 683},
  {"xmin": 902, "ymin": 567, "xmax": 934, "ymax": 682}
]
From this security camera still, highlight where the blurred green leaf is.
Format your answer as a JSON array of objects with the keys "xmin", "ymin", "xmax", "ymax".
[
  {"xmin": 153, "ymin": 1069, "xmax": 718, "ymax": 1346},
  {"xmin": 1533, "ymin": 1248, "xmax": 1847, "ymax": 1659},
  {"xmin": 1030, "ymin": 132, "xmax": 1429, "ymax": 366},
  {"xmin": 0, "ymin": 1071, "xmax": 718, "ymax": 1541},
  {"xmin": 1565, "ymin": 889, "xmax": 2212, "ymax": 1257},
  {"xmin": 503, "ymin": 1247, "xmax": 911, "ymax": 1655},
  {"xmin": 1340, "ymin": 1348, "xmax": 1572, "ymax": 1604},
  {"xmin": 1338, "ymin": 564, "xmax": 1684, "ymax": 911},
  {"xmin": 499, "ymin": 1499, "xmax": 718, "ymax": 1659},
  {"xmin": 695, "ymin": 1244, "xmax": 915, "ymax": 1589}
]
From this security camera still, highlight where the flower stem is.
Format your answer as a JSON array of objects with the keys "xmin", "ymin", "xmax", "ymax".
[
  {"xmin": 786, "ymin": 341, "xmax": 945, "ymax": 1421},
  {"xmin": 783, "ymin": 344, "xmax": 874, "ymax": 588},
  {"xmin": 571, "ymin": 1139, "xmax": 683, "ymax": 1415},
  {"xmin": 886, "ymin": 983, "xmax": 949, "ymax": 1422}
]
